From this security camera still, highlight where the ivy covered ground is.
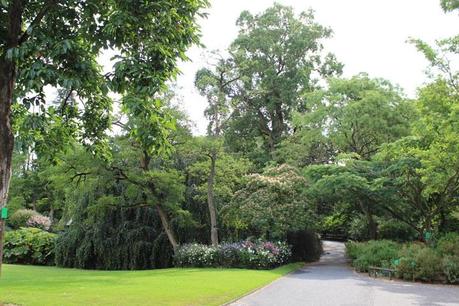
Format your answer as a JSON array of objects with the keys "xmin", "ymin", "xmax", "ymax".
[{"xmin": 0, "ymin": 263, "xmax": 302, "ymax": 306}]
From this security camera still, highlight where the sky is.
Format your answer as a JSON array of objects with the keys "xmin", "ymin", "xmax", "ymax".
[{"xmin": 174, "ymin": 0, "xmax": 458, "ymax": 135}]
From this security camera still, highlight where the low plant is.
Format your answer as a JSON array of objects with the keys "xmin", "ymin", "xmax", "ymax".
[
  {"xmin": 4, "ymin": 227, "xmax": 57, "ymax": 265},
  {"xmin": 347, "ymin": 236, "xmax": 459, "ymax": 284},
  {"xmin": 442, "ymin": 255, "xmax": 459, "ymax": 284},
  {"xmin": 174, "ymin": 240, "xmax": 291, "ymax": 269},
  {"xmin": 436, "ymin": 233, "xmax": 459, "ymax": 257},
  {"xmin": 346, "ymin": 240, "xmax": 400, "ymax": 272},
  {"xmin": 413, "ymin": 247, "xmax": 442, "ymax": 281}
]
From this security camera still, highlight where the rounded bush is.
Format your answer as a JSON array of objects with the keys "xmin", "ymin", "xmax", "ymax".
[{"xmin": 8, "ymin": 209, "xmax": 40, "ymax": 229}]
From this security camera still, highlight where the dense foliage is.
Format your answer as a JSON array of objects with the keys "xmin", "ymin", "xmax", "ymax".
[
  {"xmin": 346, "ymin": 234, "xmax": 459, "ymax": 283},
  {"xmin": 4, "ymin": 228, "xmax": 56, "ymax": 265},
  {"xmin": 2, "ymin": 1, "xmax": 459, "ymax": 273},
  {"xmin": 174, "ymin": 240, "xmax": 291, "ymax": 269}
]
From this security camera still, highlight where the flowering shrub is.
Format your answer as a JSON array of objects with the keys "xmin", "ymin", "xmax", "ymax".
[
  {"xmin": 26, "ymin": 214, "xmax": 52, "ymax": 231},
  {"xmin": 175, "ymin": 240, "xmax": 291, "ymax": 269},
  {"xmin": 8, "ymin": 209, "xmax": 39, "ymax": 229}
]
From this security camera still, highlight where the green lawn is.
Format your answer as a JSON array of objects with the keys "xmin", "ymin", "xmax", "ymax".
[{"xmin": 0, "ymin": 263, "xmax": 302, "ymax": 306}]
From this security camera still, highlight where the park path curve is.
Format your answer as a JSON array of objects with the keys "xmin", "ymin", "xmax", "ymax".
[{"xmin": 229, "ymin": 241, "xmax": 459, "ymax": 306}]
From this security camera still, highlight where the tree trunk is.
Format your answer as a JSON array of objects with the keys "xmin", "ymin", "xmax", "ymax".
[
  {"xmin": 0, "ymin": 0, "xmax": 24, "ymax": 276},
  {"xmin": 0, "ymin": 220, "xmax": 5, "ymax": 277},
  {"xmin": 139, "ymin": 152, "xmax": 180, "ymax": 252},
  {"xmin": 358, "ymin": 200, "xmax": 377, "ymax": 240},
  {"xmin": 156, "ymin": 205, "xmax": 179, "ymax": 252},
  {"xmin": 0, "ymin": 65, "xmax": 16, "ymax": 278},
  {"xmin": 207, "ymin": 151, "xmax": 219, "ymax": 246}
]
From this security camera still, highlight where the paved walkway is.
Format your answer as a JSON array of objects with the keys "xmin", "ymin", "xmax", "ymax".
[{"xmin": 230, "ymin": 241, "xmax": 459, "ymax": 306}]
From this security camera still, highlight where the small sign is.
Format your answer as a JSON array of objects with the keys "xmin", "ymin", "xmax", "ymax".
[
  {"xmin": 1, "ymin": 207, "xmax": 8, "ymax": 219},
  {"xmin": 424, "ymin": 231, "xmax": 432, "ymax": 241},
  {"xmin": 392, "ymin": 259, "xmax": 400, "ymax": 266}
]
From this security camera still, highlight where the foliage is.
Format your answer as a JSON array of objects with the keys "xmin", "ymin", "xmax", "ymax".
[
  {"xmin": 377, "ymin": 219, "xmax": 418, "ymax": 242},
  {"xmin": 224, "ymin": 164, "xmax": 314, "ymax": 240},
  {"xmin": 345, "ymin": 240, "xmax": 400, "ymax": 272},
  {"xmin": 442, "ymin": 255, "xmax": 459, "ymax": 283},
  {"xmin": 55, "ymin": 203, "xmax": 174, "ymax": 270},
  {"xmin": 4, "ymin": 228, "xmax": 57, "ymax": 265},
  {"xmin": 436, "ymin": 232, "xmax": 459, "ymax": 257},
  {"xmin": 294, "ymin": 74, "xmax": 414, "ymax": 161},
  {"xmin": 0, "ymin": 263, "xmax": 303, "ymax": 306},
  {"xmin": 8, "ymin": 209, "xmax": 40, "ymax": 229},
  {"xmin": 413, "ymin": 248, "xmax": 443, "ymax": 281},
  {"xmin": 347, "ymin": 237, "xmax": 459, "ymax": 283},
  {"xmin": 199, "ymin": 4, "xmax": 342, "ymax": 164},
  {"xmin": 26, "ymin": 214, "xmax": 52, "ymax": 231},
  {"xmin": 287, "ymin": 229, "xmax": 322, "ymax": 262},
  {"xmin": 174, "ymin": 240, "xmax": 291, "ymax": 269}
]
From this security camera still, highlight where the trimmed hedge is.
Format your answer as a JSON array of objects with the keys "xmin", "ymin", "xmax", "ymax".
[
  {"xmin": 287, "ymin": 229, "xmax": 322, "ymax": 262},
  {"xmin": 174, "ymin": 241, "xmax": 291, "ymax": 269},
  {"xmin": 4, "ymin": 227, "xmax": 57, "ymax": 265}
]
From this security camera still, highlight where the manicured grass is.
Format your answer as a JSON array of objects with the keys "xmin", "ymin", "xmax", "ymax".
[{"xmin": 0, "ymin": 263, "xmax": 302, "ymax": 306}]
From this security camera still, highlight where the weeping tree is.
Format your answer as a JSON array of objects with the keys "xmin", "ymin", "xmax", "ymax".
[{"xmin": 0, "ymin": 0, "xmax": 208, "ymax": 273}]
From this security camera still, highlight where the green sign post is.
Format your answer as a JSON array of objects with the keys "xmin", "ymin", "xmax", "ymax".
[{"xmin": 1, "ymin": 207, "xmax": 7, "ymax": 219}]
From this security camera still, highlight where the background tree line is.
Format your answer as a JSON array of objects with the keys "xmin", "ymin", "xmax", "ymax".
[{"xmin": 2, "ymin": 1, "xmax": 458, "ymax": 270}]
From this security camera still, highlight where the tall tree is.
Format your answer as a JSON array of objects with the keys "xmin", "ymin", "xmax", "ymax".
[
  {"xmin": 195, "ymin": 59, "xmax": 233, "ymax": 245},
  {"xmin": 293, "ymin": 74, "xmax": 414, "ymax": 162},
  {"xmin": 0, "ymin": 0, "xmax": 208, "ymax": 273},
  {"xmin": 220, "ymin": 4, "xmax": 342, "ymax": 163}
]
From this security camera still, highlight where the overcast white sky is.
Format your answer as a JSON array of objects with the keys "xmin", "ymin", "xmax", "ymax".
[{"xmin": 174, "ymin": 0, "xmax": 458, "ymax": 135}]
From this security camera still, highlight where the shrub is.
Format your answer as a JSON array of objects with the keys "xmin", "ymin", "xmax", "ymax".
[
  {"xmin": 442, "ymin": 255, "xmax": 459, "ymax": 284},
  {"xmin": 396, "ymin": 243, "xmax": 424, "ymax": 281},
  {"xmin": 174, "ymin": 240, "xmax": 291, "ymax": 270},
  {"xmin": 413, "ymin": 248, "xmax": 442, "ymax": 281},
  {"xmin": 4, "ymin": 227, "xmax": 57, "ymax": 265},
  {"xmin": 436, "ymin": 233, "xmax": 459, "ymax": 257},
  {"xmin": 377, "ymin": 220, "xmax": 417, "ymax": 242},
  {"xmin": 347, "ymin": 216, "xmax": 370, "ymax": 241},
  {"xmin": 287, "ymin": 229, "xmax": 322, "ymax": 262},
  {"xmin": 8, "ymin": 209, "xmax": 39, "ymax": 229},
  {"xmin": 174, "ymin": 244, "xmax": 219, "ymax": 267},
  {"xmin": 345, "ymin": 240, "xmax": 400, "ymax": 272},
  {"xmin": 26, "ymin": 214, "xmax": 52, "ymax": 231}
]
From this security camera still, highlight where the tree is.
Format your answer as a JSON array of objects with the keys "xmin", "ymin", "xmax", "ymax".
[
  {"xmin": 0, "ymin": 0, "xmax": 208, "ymax": 273},
  {"xmin": 186, "ymin": 145, "xmax": 252, "ymax": 242},
  {"xmin": 224, "ymin": 164, "xmax": 314, "ymax": 240},
  {"xmin": 194, "ymin": 61, "xmax": 232, "ymax": 245},
  {"xmin": 293, "ymin": 74, "xmax": 415, "ymax": 162},
  {"xmin": 441, "ymin": 0, "xmax": 459, "ymax": 12},
  {"xmin": 377, "ymin": 79, "xmax": 459, "ymax": 234},
  {"xmin": 211, "ymin": 4, "xmax": 342, "ymax": 164}
]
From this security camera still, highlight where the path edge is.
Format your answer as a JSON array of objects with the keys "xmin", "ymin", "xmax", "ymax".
[{"xmin": 221, "ymin": 263, "xmax": 306, "ymax": 306}]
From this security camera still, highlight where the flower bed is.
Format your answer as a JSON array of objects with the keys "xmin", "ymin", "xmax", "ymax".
[{"xmin": 174, "ymin": 240, "xmax": 291, "ymax": 269}]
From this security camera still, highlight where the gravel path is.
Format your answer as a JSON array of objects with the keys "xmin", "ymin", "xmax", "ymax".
[{"xmin": 230, "ymin": 241, "xmax": 459, "ymax": 306}]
